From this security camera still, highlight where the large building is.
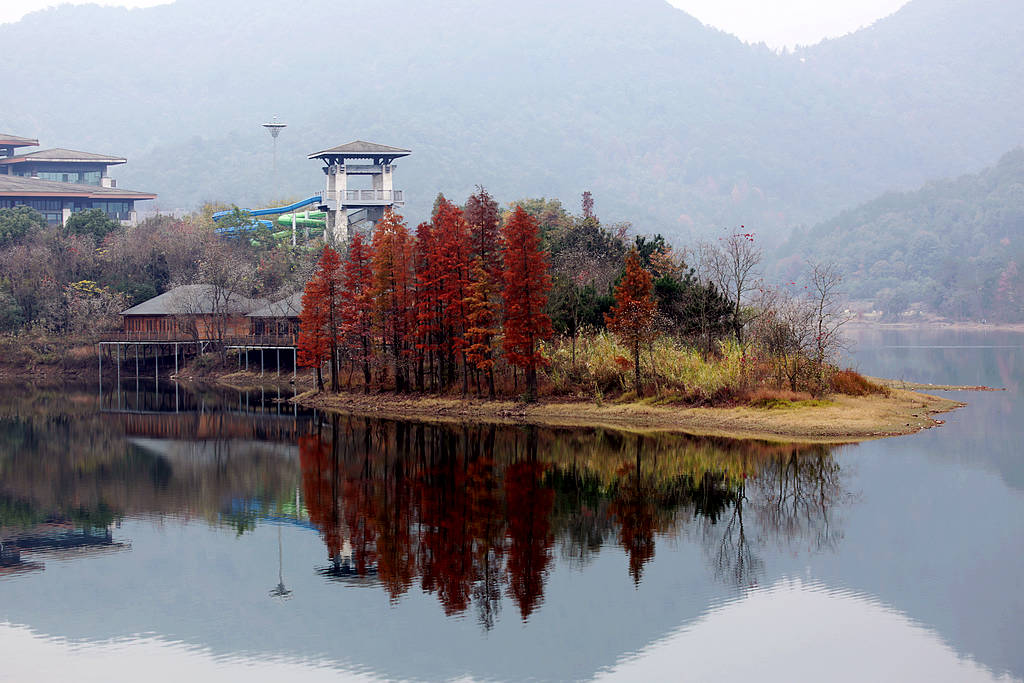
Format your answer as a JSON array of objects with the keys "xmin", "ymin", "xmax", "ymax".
[{"xmin": 0, "ymin": 132, "xmax": 155, "ymax": 226}]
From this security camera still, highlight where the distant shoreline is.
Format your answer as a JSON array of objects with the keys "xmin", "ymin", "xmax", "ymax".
[{"xmin": 846, "ymin": 320, "xmax": 1024, "ymax": 333}]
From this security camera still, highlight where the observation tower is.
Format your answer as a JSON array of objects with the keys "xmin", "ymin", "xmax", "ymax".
[{"xmin": 309, "ymin": 140, "xmax": 409, "ymax": 243}]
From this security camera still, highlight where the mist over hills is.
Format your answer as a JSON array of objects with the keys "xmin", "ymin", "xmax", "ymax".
[
  {"xmin": 1, "ymin": 0, "xmax": 1022, "ymax": 245},
  {"xmin": 778, "ymin": 148, "xmax": 1024, "ymax": 322}
]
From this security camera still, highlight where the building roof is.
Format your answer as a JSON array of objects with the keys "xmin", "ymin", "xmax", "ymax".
[
  {"xmin": 0, "ymin": 148, "xmax": 127, "ymax": 166},
  {"xmin": 120, "ymin": 285, "xmax": 269, "ymax": 316},
  {"xmin": 0, "ymin": 174, "xmax": 156, "ymax": 200},
  {"xmin": 0, "ymin": 133, "xmax": 39, "ymax": 148},
  {"xmin": 309, "ymin": 140, "xmax": 411, "ymax": 160},
  {"xmin": 247, "ymin": 292, "xmax": 303, "ymax": 318}
]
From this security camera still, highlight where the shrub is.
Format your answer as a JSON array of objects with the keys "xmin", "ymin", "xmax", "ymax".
[{"xmin": 831, "ymin": 369, "xmax": 889, "ymax": 396}]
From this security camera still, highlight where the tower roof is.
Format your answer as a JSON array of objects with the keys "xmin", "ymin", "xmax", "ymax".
[
  {"xmin": 0, "ymin": 133, "xmax": 39, "ymax": 148},
  {"xmin": 0, "ymin": 148, "xmax": 127, "ymax": 165},
  {"xmin": 308, "ymin": 140, "xmax": 410, "ymax": 161}
]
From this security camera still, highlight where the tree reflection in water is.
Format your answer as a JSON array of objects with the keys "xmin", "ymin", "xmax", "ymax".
[
  {"xmin": 0, "ymin": 384, "xmax": 851, "ymax": 629},
  {"xmin": 298, "ymin": 417, "xmax": 851, "ymax": 626}
]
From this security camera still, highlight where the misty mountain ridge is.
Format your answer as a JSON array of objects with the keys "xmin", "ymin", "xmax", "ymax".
[
  {"xmin": 777, "ymin": 147, "xmax": 1024, "ymax": 321},
  {"xmin": 1, "ymin": 0, "xmax": 1021, "ymax": 245}
]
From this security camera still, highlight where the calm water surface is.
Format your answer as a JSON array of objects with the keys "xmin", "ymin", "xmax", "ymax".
[{"xmin": 0, "ymin": 329, "xmax": 1021, "ymax": 682}]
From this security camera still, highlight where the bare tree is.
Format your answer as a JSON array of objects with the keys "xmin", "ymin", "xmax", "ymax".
[
  {"xmin": 749, "ymin": 285, "xmax": 816, "ymax": 391},
  {"xmin": 706, "ymin": 230, "xmax": 762, "ymax": 344},
  {"xmin": 808, "ymin": 262, "xmax": 853, "ymax": 394}
]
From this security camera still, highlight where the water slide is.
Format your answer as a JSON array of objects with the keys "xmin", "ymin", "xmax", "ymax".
[{"xmin": 211, "ymin": 195, "xmax": 325, "ymax": 238}]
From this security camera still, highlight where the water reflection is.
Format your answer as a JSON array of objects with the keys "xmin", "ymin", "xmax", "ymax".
[
  {"xmin": 0, "ymin": 381, "xmax": 850, "ymax": 631},
  {"xmin": 296, "ymin": 414, "xmax": 848, "ymax": 625}
]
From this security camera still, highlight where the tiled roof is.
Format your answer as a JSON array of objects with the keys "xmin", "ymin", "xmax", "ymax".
[
  {"xmin": 0, "ymin": 147, "xmax": 126, "ymax": 164},
  {"xmin": 309, "ymin": 140, "xmax": 410, "ymax": 159},
  {"xmin": 121, "ymin": 285, "xmax": 269, "ymax": 316},
  {"xmin": 0, "ymin": 174, "xmax": 156, "ymax": 199},
  {"xmin": 0, "ymin": 133, "xmax": 39, "ymax": 147},
  {"xmin": 247, "ymin": 292, "xmax": 303, "ymax": 318}
]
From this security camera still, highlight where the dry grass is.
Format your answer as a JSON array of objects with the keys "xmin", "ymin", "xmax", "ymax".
[{"xmin": 831, "ymin": 368, "xmax": 890, "ymax": 396}]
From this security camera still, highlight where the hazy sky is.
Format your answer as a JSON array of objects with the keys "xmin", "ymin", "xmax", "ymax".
[
  {"xmin": 667, "ymin": 0, "xmax": 909, "ymax": 48},
  {"xmin": 2, "ymin": 0, "xmax": 909, "ymax": 48}
]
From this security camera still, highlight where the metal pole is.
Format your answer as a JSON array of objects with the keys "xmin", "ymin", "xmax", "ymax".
[
  {"xmin": 261, "ymin": 348, "xmax": 264, "ymax": 377},
  {"xmin": 277, "ymin": 348, "xmax": 280, "ymax": 377},
  {"xmin": 116, "ymin": 344, "xmax": 120, "ymax": 408},
  {"xmin": 98, "ymin": 344, "xmax": 103, "ymax": 400},
  {"xmin": 293, "ymin": 348, "xmax": 297, "ymax": 380},
  {"xmin": 155, "ymin": 344, "xmax": 159, "ymax": 382},
  {"xmin": 175, "ymin": 343, "xmax": 178, "ymax": 375}
]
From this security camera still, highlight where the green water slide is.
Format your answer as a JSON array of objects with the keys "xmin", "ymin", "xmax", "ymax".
[
  {"xmin": 277, "ymin": 211, "xmax": 326, "ymax": 229},
  {"xmin": 272, "ymin": 210, "xmax": 325, "ymax": 242}
]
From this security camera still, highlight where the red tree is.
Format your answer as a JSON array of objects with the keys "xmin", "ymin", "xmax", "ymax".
[
  {"xmin": 433, "ymin": 197, "xmax": 473, "ymax": 393},
  {"xmin": 465, "ymin": 257, "xmax": 500, "ymax": 398},
  {"xmin": 606, "ymin": 248, "xmax": 657, "ymax": 395},
  {"xmin": 298, "ymin": 270, "xmax": 331, "ymax": 391},
  {"xmin": 465, "ymin": 186, "xmax": 502, "ymax": 281},
  {"xmin": 371, "ymin": 209, "xmax": 415, "ymax": 391},
  {"xmin": 414, "ymin": 220, "xmax": 443, "ymax": 391},
  {"xmin": 339, "ymin": 232, "xmax": 375, "ymax": 392},
  {"xmin": 501, "ymin": 206, "xmax": 553, "ymax": 402}
]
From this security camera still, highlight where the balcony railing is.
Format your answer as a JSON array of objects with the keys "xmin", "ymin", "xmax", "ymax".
[
  {"xmin": 101, "ymin": 332, "xmax": 299, "ymax": 347},
  {"xmin": 224, "ymin": 335, "xmax": 298, "ymax": 348},
  {"xmin": 342, "ymin": 189, "xmax": 404, "ymax": 203},
  {"xmin": 101, "ymin": 331, "xmax": 204, "ymax": 342}
]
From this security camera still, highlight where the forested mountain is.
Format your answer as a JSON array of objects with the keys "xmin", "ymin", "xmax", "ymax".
[
  {"xmin": 776, "ymin": 148, "xmax": 1024, "ymax": 322},
  {"xmin": 1, "ymin": 0, "xmax": 1022, "ymax": 243}
]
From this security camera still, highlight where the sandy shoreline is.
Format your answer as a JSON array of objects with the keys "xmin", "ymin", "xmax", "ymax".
[{"xmin": 206, "ymin": 370, "xmax": 967, "ymax": 444}]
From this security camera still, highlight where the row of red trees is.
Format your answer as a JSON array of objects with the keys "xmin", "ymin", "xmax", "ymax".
[{"xmin": 298, "ymin": 189, "xmax": 658, "ymax": 400}]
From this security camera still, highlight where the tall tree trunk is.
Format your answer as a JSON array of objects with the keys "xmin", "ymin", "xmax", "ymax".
[
  {"xmin": 361, "ymin": 336, "xmax": 371, "ymax": 394},
  {"xmin": 633, "ymin": 341, "xmax": 641, "ymax": 396},
  {"xmin": 526, "ymin": 340, "xmax": 538, "ymax": 402}
]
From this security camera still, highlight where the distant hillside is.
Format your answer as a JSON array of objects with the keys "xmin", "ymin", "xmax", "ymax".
[
  {"xmin": 776, "ymin": 148, "xmax": 1024, "ymax": 322},
  {"xmin": 1, "ymin": 0, "xmax": 1022, "ymax": 242}
]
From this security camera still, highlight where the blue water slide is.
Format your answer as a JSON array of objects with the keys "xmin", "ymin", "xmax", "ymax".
[{"xmin": 211, "ymin": 194, "xmax": 322, "ymax": 222}]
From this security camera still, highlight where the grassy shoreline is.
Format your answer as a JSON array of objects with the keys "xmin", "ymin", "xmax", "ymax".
[{"xmin": 208, "ymin": 370, "xmax": 965, "ymax": 444}]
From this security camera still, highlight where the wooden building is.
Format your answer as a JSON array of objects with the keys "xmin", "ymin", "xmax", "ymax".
[
  {"xmin": 119, "ymin": 285, "xmax": 268, "ymax": 340},
  {"xmin": 247, "ymin": 292, "xmax": 301, "ymax": 340}
]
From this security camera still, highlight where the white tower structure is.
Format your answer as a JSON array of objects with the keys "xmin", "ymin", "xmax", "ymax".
[
  {"xmin": 262, "ymin": 115, "xmax": 287, "ymax": 178},
  {"xmin": 309, "ymin": 140, "xmax": 410, "ymax": 243}
]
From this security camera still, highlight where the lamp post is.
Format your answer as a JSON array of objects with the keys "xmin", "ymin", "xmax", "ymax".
[
  {"xmin": 262, "ymin": 115, "xmax": 287, "ymax": 177},
  {"xmin": 262, "ymin": 115, "xmax": 289, "ymax": 244}
]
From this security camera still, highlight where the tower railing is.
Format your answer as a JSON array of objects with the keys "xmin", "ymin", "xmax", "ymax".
[{"xmin": 342, "ymin": 189, "xmax": 403, "ymax": 202}]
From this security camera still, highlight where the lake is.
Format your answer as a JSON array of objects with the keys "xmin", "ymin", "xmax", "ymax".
[{"xmin": 0, "ymin": 329, "xmax": 1021, "ymax": 682}]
